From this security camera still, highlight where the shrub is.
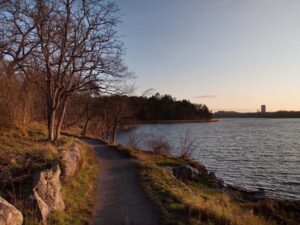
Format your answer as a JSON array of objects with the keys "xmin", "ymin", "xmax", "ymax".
[
  {"xmin": 146, "ymin": 136, "xmax": 171, "ymax": 156},
  {"xmin": 127, "ymin": 130, "xmax": 144, "ymax": 149},
  {"xmin": 179, "ymin": 129, "xmax": 198, "ymax": 159}
]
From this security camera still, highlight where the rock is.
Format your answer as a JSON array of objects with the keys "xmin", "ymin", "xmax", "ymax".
[
  {"xmin": 33, "ymin": 164, "xmax": 65, "ymax": 225},
  {"xmin": 226, "ymin": 184, "xmax": 265, "ymax": 201},
  {"xmin": 0, "ymin": 197, "xmax": 23, "ymax": 225},
  {"xmin": 60, "ymin": 143, "xmax": 81, "ymax": 177},
  {"xmin": 208, "ymin": 172, "xmax": 224, "ymax": 188},
  {"xmin": 171, "ymin": 164, "xmax": 224, "ymax": 188},
  {"xmin": 172, "ymin": 165, "xmax": 201, "ymax": 180},
  {"xmin": 244, "ymin": 188, "xmax": 265, "ymax": 200},
  {"xmin": 165, "ymin": 167, "xmax": 176, "ymax": 178}
]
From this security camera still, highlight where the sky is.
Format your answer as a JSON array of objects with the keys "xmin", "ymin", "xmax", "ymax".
[{"xmin": 114, "ymin": 0, "xmax": 300, "ymax": 112}]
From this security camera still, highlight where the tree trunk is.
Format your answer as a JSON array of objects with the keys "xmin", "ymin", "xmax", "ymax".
[
  {"xmin": 105, "ymin": 124, "xmax": 111, "ymax": 141},
  {"xmin": 98, "ymin": 123, "xmax": 105, "ymax": 139},
  {"xmin": 111, "ymin": 123, "xmax": 118, "ymax": 144},
  {"xmin": 82, "ymin": 96, "xmax": 92, "ymax": 136},
  {"xmin": 93, "ymin": 119, "xmax": 102, "ymax": 137},
  {"xmin": 55, "ymin": 97, "xmax": 68, "ymax": 141},
  {"xmin": 82, "ymin": 117, "xmax": 92, "ymax": 136},
  {"xmin": 48, "ymin": 108, "xmax": 56, "ymax": 143}
]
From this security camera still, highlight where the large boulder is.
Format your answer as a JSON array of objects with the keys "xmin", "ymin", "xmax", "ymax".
[
  {"xmin": 33, "ymin": 164, "xmax": 65, "ymax": 225},
  {"xmin": 60, "ymin": 143, "xmax": 82, "ymax": 177},
  {"xmin": 170, "ymin": 162, "xmax": 224, "ymax": 188},
  {"xmin": 172, "ymin": 165, "xmax": 201, "ymax": 180},
  {"xmin": 0, "ymin": 197, "xmax": 23, "ymax": 225}
]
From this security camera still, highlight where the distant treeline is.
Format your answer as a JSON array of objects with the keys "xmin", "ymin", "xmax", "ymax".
[
  {"xmin": 128, "ymin": 93, "xmax": 213, "ymax": 121},
  {"xmin": 214, "ymin": 111, "xmax": 300, "ymax": 118}
]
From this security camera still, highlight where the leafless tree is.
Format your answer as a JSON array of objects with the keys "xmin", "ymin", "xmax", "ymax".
[
  {"xmin": 0, "ymin": 0, "xmax": 131, "ymax": 142},
  {"xmin": 127, "ymin": 130, "xmax": 144, "ymax": 150},
  {"xmin": 179, "ymin": 129, "xmax": 198, "ymax": 159},
  {"xmin": 146, "ymin": 134, "xmax": 170, "ymax": 156},
  {"xmin": 107, "ymin": 96, "xmax": 135, "ymax": 144},
  {"xmin": 141, "ymin": 88, "xmax": 155, "ymax": 98}
]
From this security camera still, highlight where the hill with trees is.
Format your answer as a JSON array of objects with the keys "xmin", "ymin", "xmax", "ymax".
[
  {"xmin": 129, "ymin": 93, "xmax": 212, "ymax": 121},
  {"xmin": 215, "ymin": 111, "xmax": 300, "ymax": 118}
]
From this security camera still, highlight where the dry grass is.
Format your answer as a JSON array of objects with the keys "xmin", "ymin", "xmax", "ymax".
[
  {"xmin": 0, "ymin": 124, "xmax": 99, "ymax": 225},
  {"xmin": 113, "ymin": 145, "xmax": 282, "ymax": 225},
  {"xmin": 0, "ymin": 124, "xmax": 53, "ymax": 170},
  {"xmin": 48, "ymin": 141, "xmax": 99, "ymax": 225}
]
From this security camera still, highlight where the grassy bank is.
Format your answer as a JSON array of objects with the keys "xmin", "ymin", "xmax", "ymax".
[
  {"xmin": 0, "ymin": 124, "xmax": 98, "ymax": 225},
  {"xmin": 48, "ymin": 141, "xmax": 98, "ymax": 225},
  {"xmin": 112, "ymin": 144, "xmax": 300, "ymax": 225}
]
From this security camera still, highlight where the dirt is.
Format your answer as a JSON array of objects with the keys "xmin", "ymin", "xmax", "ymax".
[{"xmin": 80, "ymin": 138, "xmax": 161, "ymax": 225}]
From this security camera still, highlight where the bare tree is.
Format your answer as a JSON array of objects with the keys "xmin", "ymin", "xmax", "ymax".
[
  {"xmin": 179, "ymin": 129, "xmax": 198, "ymax": 159},
  {"xmin": 127, "ymin": 130, "xmax": 144, "ymax": 149},
  {"xmin": 107, "ymin": 96, "xmax": 135, "ymax": 144},
  {"xmin": 146, "ymin": 136, "xmax": 170, "ymax": 156},
  {"xmin": 0, "ymin": 1, "xmax": 38, "ymax": 77},
  {"xmin": 0, "ymin": 0, "xmax": 131, "ymax": 142},
  {"xmin": 141, "ymin": 88, "xmax": 155, "ymax": 98}
]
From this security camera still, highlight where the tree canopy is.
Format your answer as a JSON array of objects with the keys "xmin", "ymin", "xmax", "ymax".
[{"xmin": 128, "ymin": 93, "xmax": 212, "ymax": 121}]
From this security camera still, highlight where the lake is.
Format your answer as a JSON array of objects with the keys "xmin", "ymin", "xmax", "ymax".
[{"xmin": 117, "ymin": 118, "xmax": 300, "ymax": 200}]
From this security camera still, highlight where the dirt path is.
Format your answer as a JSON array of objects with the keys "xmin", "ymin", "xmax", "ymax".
[{"xmin": 80, "ymin": 138, "xmax": 161, "ymax": 225}]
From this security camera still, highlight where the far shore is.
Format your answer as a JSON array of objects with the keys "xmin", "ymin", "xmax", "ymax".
[
  {"xmin": 140, "ymin": 119, "xmax": 219, "ymax": 124},
  {"xmin": 121, "ymin": 119, "xmax": 219, "ymax": 131}
]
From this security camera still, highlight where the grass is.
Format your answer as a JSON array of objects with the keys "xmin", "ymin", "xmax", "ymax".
[
  {"xmin": 0, "ymin": 123, "xmax": 59, "ymax": 202},
  {"xmin": 3, "ymin": 124, "xmax": 298, "ymax": 225},
  {"xmin": 113, "ymin": 144, "xmax": 299, "ymax": 225},
  {"xmin": 0, "ymin": 122, "xmax": 74, "ymax": 172},
  {"xmin": 0, "ymin": 123, "xmax": 99, "ymax": 225},
  {"xmin": 48, "ymin": 141, "xmax": 98, "ymax": 225}
]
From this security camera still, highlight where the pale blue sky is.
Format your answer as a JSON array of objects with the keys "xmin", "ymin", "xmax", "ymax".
[{"xmin": 115, "ymin": 0, "xmax": 300, "ymax": 112}]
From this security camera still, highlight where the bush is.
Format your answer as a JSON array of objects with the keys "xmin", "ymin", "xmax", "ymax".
[
  {"xmin": 179, "ymin": 129, "xmax": 198, "ymax": 159},
  {"xmin": 127, "ymin": 130, "xmax": 144, "ymax": 149},
  {"xmin": 146, "ymin": 136, "xmax": 171, "ymax": 156}
]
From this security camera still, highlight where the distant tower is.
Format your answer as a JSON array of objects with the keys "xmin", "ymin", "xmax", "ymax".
[{"xmin": 261, "ymin": 105, "xmax": 266, "ymax": 113}]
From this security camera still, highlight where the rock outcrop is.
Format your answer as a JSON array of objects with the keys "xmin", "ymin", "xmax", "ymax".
[
  {"xmin": 0, "ymin": 197, "xmax": 23, "ymax": 225},
  {"xmin": 170, "ymin": 163, "xmax": 224, "ymax": 188},
  {"xmin": 172, "ymin": 165, "xmax": 201, "ymax": 180},
  {"xmin": 226, "ymin": 184, "xmax": 265, "ymax": 201},
  {"xmin": 33, "ymin": 164, "xmax": 65, "ymax": 225},
  {"xmin": 60, "ymin": 143, "xmax": 82, "ymax": 177}
]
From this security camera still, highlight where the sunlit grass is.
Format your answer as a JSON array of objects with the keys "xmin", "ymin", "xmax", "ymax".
[
  {"xmin": 48, "ymin": 141, "xmax": 98, "ymax": 225},
  {"xmin": 0, "ymin": 125, "xmax": 98, "ymax": 225},
  {"xmin": 113, "ymin": 144, "xmax": 276, "ymax": 225}
]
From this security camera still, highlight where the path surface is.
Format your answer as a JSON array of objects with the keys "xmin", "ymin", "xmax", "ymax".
[{"xmin": 80, "ymin": 138, "xmax": 161, "ymax": 225}]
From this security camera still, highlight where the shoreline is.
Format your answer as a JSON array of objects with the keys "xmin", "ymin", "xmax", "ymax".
[
  {"xmin": 142, "ymin": 119, "xmax": 219, "ymax": 124},
  {"xmin": 112, "ymin": 143, "xmax": 300, "ymax": 225},
  {"xmin": 119, "ymin": 119, "xmax": 219, "ymax": 131}
]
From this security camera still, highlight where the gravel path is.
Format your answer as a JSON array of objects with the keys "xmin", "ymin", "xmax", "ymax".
[{"xmin": 80, "ymin": 138, "xmax": 161, "ymax": 225}]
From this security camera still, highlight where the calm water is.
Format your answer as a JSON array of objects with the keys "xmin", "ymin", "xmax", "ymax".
[{"xmin": 117, "ymin": 118, "xmax": 300, "ymax": 199}]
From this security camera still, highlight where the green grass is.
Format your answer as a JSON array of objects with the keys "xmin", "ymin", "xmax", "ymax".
[{"xmin": 113, "ymin": 144, "xmax": 299, "ymax": 225}]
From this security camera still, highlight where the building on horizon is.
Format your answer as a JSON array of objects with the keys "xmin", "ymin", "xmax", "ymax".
[{"xmin": 261, "ymin": 105, "xmax": 266, "ymax": 113}]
